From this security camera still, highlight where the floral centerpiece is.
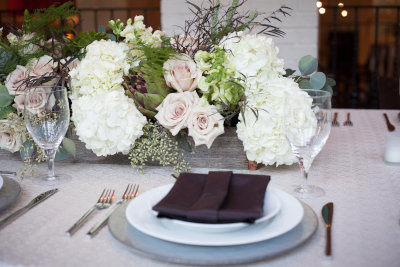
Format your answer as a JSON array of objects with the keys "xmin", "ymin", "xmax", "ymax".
[{"xmin": 0, "ymin": 1, "xmax": 335, "ymax": 175}]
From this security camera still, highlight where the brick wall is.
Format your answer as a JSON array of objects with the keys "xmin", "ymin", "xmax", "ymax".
[{"xmin": 161, "ymin": 0, "xmax": 318, "ymax": 71}]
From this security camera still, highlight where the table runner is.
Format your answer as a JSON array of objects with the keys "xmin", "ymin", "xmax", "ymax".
[{"xmin": 0, "ymin": 109, "xmax": 399, "ymax": 267}]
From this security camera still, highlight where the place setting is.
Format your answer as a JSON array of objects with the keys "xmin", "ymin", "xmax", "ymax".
[{"xmin": 106, "ymin": 171, "xmax": 319, "ymax": 265}]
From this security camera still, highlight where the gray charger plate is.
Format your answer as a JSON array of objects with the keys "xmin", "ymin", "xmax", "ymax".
[
  {"xmin": 0, "ymin": 176, "xmax": 21, "ymax": 212},
  {"xmin": 108, "ymin": 201, "xmax": 318, "ymax": 266}
]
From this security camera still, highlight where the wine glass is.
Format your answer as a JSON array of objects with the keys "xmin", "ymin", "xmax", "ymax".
[
  {"xmin": 24, "ymin": 85, "xmax": 71, "ymax": 186},
  {"xmin": 284, "ymin": 89, "xmax": 332, "ymax": 198}
]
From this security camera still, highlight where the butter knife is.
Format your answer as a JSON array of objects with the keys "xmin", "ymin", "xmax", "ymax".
[
  {"xmin": 322, "ymin": 202, "xmax": 334, "ymax": 256},
  {"xmin": 0, "ymin": 188, "xmax": 58, "ymax": 230}
]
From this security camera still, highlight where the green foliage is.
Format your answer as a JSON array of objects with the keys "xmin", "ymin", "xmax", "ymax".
[
  {"xmin": 0, "ymin": 106, "xmax": 16, "ymax": 120},
  {"xmin": 23, "ymin": 2, "xmax": 79, "ymax": 37},
  {"xmin": 0, "ymin": 85, "xmax": 14, "ymax": 107},
  {"xmin": 299, "ymin": 55, "xmax": 318, "ymax": 76},
  {"xmin": 129, "ymin": 121, "xmax": 190, "ymax": 174},
  {"xmin": 310, "ymin": 72, "xmax": 326, "ymax": 90},
  {"xmin": 65, "ymin": 31, "xmax": 109, "ymax": 57},
  {"xmin": 62, "ymin": 137, "xmax": 76, "ymax": 157},
  {"xmin": 55, "ymin": 146, "xmax": 69, "ymax": 161},
  {"xmin": 0, "ymin": 46, "xmax": 23, "ymax": 77},
  {"xmin": 20, "ymin": 140, "xmax": 35, "ymax": 160}
]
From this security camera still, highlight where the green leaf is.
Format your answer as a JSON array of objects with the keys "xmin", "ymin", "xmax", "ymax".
[
  {"xmin": 326, "ymin": 77, "xmax": 336, "ymax": 87},
  {"xmin": 62, "ymin": 137, "xmax": 76, "ymax": 157},
  {"xmin": 284, "ymin": 68, "xmax": 296, "ymax": 77},
  {"xmin": 0, "ymin": 106, "xmax": 16, "ymax": 120},
  {"xmin": 143, "ymin": 93, "xmax": 164, "ymax": 110},
  {"xmin": 20, "ymin": 140, "xmax": 34, "ymax": 160},
  {"xmin": 310, "ymin": 72, "xmax": 326, "ymax": 90},
  {"xmin": 321, "ymin": 83, "xmax": 333, "ymax": 96},
  {"xmin": 299, "ymin": 79, "xmax": 311, "ymax": 89},
  {"xmin": 298, "ymin": 55, "xmax": 318, "ymax": 76},
  {"xmin": 97, "ymin": 25, "xmax": 106, "ymax": 33},
  {"xmin": 0, "ymin": 85, "xmax": 14, "ymax": 107},
  {"xmin": 0, "ymin": 47, "xmax": 22, "ymax": 76},
  {"xmin": 176, "ymin": 132, "xmax": 192, "ymax": 152},
  {"xmin": 55, "ymin": 146, "xmax": 69, "ymax": 161},
  {"xmin": 106, "ymin": 33, "xmax": 116, "ymax": 41}
]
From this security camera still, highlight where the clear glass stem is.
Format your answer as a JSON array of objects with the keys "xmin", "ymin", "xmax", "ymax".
[
  {"xmin": 298, "ymin": 157, "xmax": 309, "ymax": 192},
  {"xmin": 44, "ymin": 149, "xmax": 56, "ymax": 180}
]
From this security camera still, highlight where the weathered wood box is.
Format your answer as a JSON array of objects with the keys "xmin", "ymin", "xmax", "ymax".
[{"xmin": 0, "ymin": 128, "xmax": 249, "ymax": 169}]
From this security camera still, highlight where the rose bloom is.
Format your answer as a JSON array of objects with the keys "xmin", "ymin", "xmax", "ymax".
[
  {"xmin": 155, "ymin": 91, "xmax": 199, "ymax": 136},
  {"xmin": 187, "ymin": 100, "xmax": 224, "ymax": 148},
  {"xmin": 5, "ymin": 65, "xmax": 28, "ymax": 95},
  {"xmin": 163, "ymin": 54, "xmax": 202, "ymax": 93},
  {"xmin": 0, "ymin": 115, "xmax": 26, "ymax": 153},
  {"xmin": 24, "ymin": 87, "xmax": 49, "ymax": 114},
  {"xmin": 27, "ymin": 55, "xmax": 56, "ymax": 76}
]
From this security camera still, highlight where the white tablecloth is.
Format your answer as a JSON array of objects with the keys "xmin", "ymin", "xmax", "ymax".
[{"xmin": 0, "ymin": 109, "xmax": 399, "ymax": 267}]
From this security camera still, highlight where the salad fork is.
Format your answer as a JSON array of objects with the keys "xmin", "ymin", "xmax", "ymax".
[
  {"xmin": 343, "ymin": 112, "xmax": 353, "ymax": 126},
  {"xmin": 66, "ymin": 188, "xmax": 115, "ymax": 237},
  {"xmin": 87, "ymin": 184, "xmax": 139, "ymax": 238},
  {"xmin": 331, "ymin": 112, "xmax": 340, "ymax": 127}
]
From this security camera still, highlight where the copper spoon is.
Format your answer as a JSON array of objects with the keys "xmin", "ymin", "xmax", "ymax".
[{"xmin": 383, "ymin": 113, "xmax": 396, "ymax": 132}]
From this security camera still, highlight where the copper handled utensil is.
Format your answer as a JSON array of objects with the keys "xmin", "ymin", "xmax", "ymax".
[
  {"xmin": 331, "ymin": 112, "xmax": 340, "ymax": 127},
  {"xmin": 383, "ymin": 113, "xmax": 395, "ymax": 132},
  {"xmin": 322, "ymin": 202, "xmax": 334, "ymax": 256},
  {"xmin": 343, "ymin": 112, "xmax": 353, "ymax": 126},
  {"xmin": 86, "ymin": 184, "xmax": 139, "ymax": 238}
]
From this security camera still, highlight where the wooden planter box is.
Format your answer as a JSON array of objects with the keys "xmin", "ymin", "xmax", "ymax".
[{"xmin": 1, "ymin": 127, "xmax": 250, "ymax": 170}]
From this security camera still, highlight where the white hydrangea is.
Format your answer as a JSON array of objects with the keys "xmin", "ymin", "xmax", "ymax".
[
  {"xmin": 221, "ymin": 32, "xmax": 285, "ymax": 95},
  {"xmin": 71, "ymin": 89, "xmax": 147, "ymax": 157},
  {"xmin": 70, "ymin": 40, "xmax": 129, "ymax": 97},
  {"xmin": 236, "ymin": 77, "xmax": 316, "ymax": 167}
]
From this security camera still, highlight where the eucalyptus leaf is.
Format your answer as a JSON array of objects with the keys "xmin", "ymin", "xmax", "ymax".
[
  {"xmin": 310, "ymin": 72, "xmax": 326, "ymax": 90},
  {"xmin": 0, "ymin": 85, "xmax": 14, "ymax": 107},
  {"xmin": 20, "ymin": 140, "xmax": 34, "ymax": 160},
  {"xmin": 298, "ymin": 55, "xmax": 318, "ymax": 76},
  {"xmin": 321, "ymin": 83, "xmax": 333, "ymax": 96},
  {"xmin": 97, "ymin": 25, "xmax": 106, "ymax": 33},
  {"xmin": 299, "ymin": 79, "xmax": 311, "ymax": 89},
  {"xmin": 62, "ymin": 137, "xmax": 76, "ymax": 157},
  {"xmin": 0, "ymin": 47, "xmax": 21, "ymax": 75},
  {"xmin": 176, "ymin": 132, "xmax": 192, "ymax": 152},
  {"xmin": 0, "ymin": 106, "xmax": 16, "ymax": 120},
  {"xmin": 106, "ymin": 33, "xmax": 116, "ymax": 41},
  {"xmin": 326, "ymin": 77, "xmax": 336, "ymax": 87},
  {"xmin": 55, "ymin": 146, "xmax": 69, "ymax": 161}
]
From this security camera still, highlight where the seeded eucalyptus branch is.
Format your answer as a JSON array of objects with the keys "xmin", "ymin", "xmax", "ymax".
[{"xmin": 129, "ymin": 121, "xmax": 190, "ymax": 174}]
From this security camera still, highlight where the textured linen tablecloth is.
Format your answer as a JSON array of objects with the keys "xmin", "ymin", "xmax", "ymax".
[{"xmin": 0, "ymin": 109, "xmax": 399, "ymax": 267}]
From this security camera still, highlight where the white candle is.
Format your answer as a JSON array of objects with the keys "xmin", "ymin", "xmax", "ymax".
[{"xmin": 384, "ymin": 132, "xmax": 400, "ymax": 163}]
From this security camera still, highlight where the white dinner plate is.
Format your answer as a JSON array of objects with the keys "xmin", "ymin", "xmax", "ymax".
[
  {"xmin": 126, "ymin": 184, "xmax": 304, "ymax": 246},
  {"xmin": 157, "ymin": 188, "xmax": 281, "ymax": 233}
]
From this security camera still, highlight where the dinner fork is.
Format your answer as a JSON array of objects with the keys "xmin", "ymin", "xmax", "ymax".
[
  {"xmin": 86, "ymin": 184, "xmax": 139, "ymax": 238},
  {"xmin": 331, "ymin": 112, "xmax": 340, "ymax": 127},
  {"xmin": 343, "ymin": 112, "xmax": 353, "ymax": 126},
  {"xmin": 65, "ymin": 188, "xmax": 115, "ymax": 237}
]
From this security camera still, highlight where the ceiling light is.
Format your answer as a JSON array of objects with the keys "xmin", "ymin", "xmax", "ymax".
[
  {"xmin": 316, "ymin": 1, "xmax": 323, "ymax": 8},
  {"xmin": 319, "ymin": 7, "xmax": 326, "ymax": 14},
  {"xmin": 338, "ymin": 2, "xmax": 344, "ymax": 8},
  {"xmin": 341, "ymin": 9, "xmax": 348, "ymax": 17}
]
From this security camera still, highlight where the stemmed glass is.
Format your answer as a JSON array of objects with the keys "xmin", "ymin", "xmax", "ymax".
[
  {"xmin": 24, "ymin": 85, "xmax": 71, "ymax": 186},
  {"xmin": 284, "ymin": 89, "xmax": 332, "ymax": 198}
]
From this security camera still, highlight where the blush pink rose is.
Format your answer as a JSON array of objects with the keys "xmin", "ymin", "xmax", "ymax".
[
  {"xmin": 27, "ymin": 55, "xmax": 56, "ymax": 76},
  {"xmin": 24, "ymin": 87, "xmax": 49, "ymax": 114},
  {"xmin": 155, "ymin": 91, "xmax": 199, "ymax": 136},
  {"xmin": 170, "ymin": 35, "xmax": 199, "ymax": 57},
  {"xmin": 5, "ymin": 65, "xmax": 28, "ymax": 95},
  {"xmin": 187, "ymin": 103, "xmax": 224, "ymax": 148},
  {"xmin": 163, "ymin": 54, "xmax": 202, "ymax": 93}
]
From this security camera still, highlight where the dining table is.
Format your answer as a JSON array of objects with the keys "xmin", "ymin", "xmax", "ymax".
[{"xmin": 0, "ymin": 108, "xmax": 399, "ymax": 267}]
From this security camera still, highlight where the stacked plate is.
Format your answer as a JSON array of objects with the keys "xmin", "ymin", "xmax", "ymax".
[
  {"xmin": 108, "ymin": 184, "xmax": 317, "ymax": 265},
  {"xmin": 0, "ymin": 175, "xmax": 21, "ymax": 212},
  {"xmin": 125, "ymin": 184, "xmax": 303, "ymax": 246}
]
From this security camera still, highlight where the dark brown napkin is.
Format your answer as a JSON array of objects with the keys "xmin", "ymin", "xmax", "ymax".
[{"xmin": 152, "ymin": 171, "xmax": 270, "ymax": 224}]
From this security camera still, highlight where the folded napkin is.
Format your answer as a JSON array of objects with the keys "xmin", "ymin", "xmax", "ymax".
[{"xmin": 152, "ymin": 171, "xmax": 270, "ymax": 224}]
